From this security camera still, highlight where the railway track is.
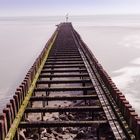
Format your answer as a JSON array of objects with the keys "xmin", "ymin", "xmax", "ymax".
[{"xmin": 1, "ymin": 23, "xmax": 140, "ymax": 140}]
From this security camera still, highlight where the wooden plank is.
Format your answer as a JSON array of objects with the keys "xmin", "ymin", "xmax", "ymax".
[
  {"xmin": 19, "ymin": 120, "xmax": 107, "ymax": 128},
  {"xmin": 30, "ymin": 94, "xmax": 98, "ymax": 101},
  {"xmin": 39, "ymin": 73, "xmax": 89, "ymax": 78},
  {"xmin": 45, "ymin": 61, "xmax": 84, "ymax": 65},
  {"xmin": 48, "ymin": 56, "xmax": 81, "ymax": 59},
  {"xmin": 50, "ymin": 54, "xmax": 80, "ymax": 56},
  {"xmin": 43, "ymin": 64, "xmax": 85, "ymax": 68},
  {"xmin": 25, "ymin": 106, "xmax": 102, "ymax": 113},
  {"xmin": 34, "ymin": 86, "xmax": 94, "ymax": 92},
  {"xmin": 36, "ymin": 79, "xmax": 91, "ymax": 84},
  {"xmin": 46, "ymin": 58, "xmax": 82, "ymax": 61},
  {"xmin": 41, "ymin": 69, "xmax": 87, "ymax": 73}
]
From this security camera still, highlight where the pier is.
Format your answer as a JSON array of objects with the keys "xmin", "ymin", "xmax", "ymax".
[{"xmin": 0, "ymin": 23, "xmax": 140, "ymax": 140}]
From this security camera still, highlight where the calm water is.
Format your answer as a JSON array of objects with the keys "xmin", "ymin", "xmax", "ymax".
[{"xmin": 0, "ymin": 15, "xmax": 140, "ymax": 115}]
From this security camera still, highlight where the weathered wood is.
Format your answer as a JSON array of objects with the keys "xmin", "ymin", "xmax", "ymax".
[
  {"xmin": 36, "ymin": 79, "xmax": 91, "ymax": 84},
  {"xmin": 19, "ymin": 120, "xmax": 107, "ymax": 128},
  {"xmin": 47, "ymin": 58, "xmax": 82, "ymax": 61},
  {"xmin": 51, "ymin": 53, "xmax": 79, "ymax": 55},
  {"xmin": 50, "ymin": 54, "xmax": 80, "ymax": 57},
  {"xmin": 45, "ymin": 61, "xmax": 84, "ymax": 65},
  {"xmin": 43, "ymin": 64, "xmax": 85, "ymax": 68},
  {"xmin": 41, "ymin": 69, "xmax": 87, "ymax": 73},
  {"xmin": 34, "ymin": 86, "xmax": 94, "ymax": 92},
  {"xmin": 48, "ymin": 56, "xmax": 81, "ymax": 59},
  {"xmin": 30, "ymin": 94, "xmax": 98, "ymax": 101},
  {"xmin": 3, "ymin": 22, "xmax": 137, "ymax": 140},
  {"xmin": 25, "ymin": 106, "xmax": 102, "ymax": 113},
  {"xmin": 39, "ymin": 73, "xmax": 89, "ymax": 78}
]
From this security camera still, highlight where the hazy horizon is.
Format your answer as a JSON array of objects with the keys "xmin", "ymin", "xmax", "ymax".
[
  {"xmin": 1, "ymin": 13, "xmax": 140, "ymax": 17},
  {"xmin": 1, "ymin": 0, "xmax": 140, "ymax": 16}
]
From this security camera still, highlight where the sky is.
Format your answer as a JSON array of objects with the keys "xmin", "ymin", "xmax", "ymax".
[{"xmin": 0, "ymin": 0, "xmax": 140, "ymax": 16}]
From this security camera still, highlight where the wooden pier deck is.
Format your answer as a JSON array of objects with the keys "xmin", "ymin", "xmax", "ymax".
[{"xmin": 0, "ymin": 23, "xmax": 140, "ymax": 140}]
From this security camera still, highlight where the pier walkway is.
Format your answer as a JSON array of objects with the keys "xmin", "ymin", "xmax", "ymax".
[{"xmin": 0, "ymin": 23, "xmax": 140, "ymax": 140}]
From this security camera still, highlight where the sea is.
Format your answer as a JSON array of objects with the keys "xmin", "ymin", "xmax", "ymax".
[{"xmin": 0, "ymin": 15, "xmax": 140, "ymax": 115}]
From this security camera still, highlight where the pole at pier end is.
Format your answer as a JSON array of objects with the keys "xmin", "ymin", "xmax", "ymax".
[{"xmin": 65, "ymin": 13, "xmax": 69, "ymax": 22}]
